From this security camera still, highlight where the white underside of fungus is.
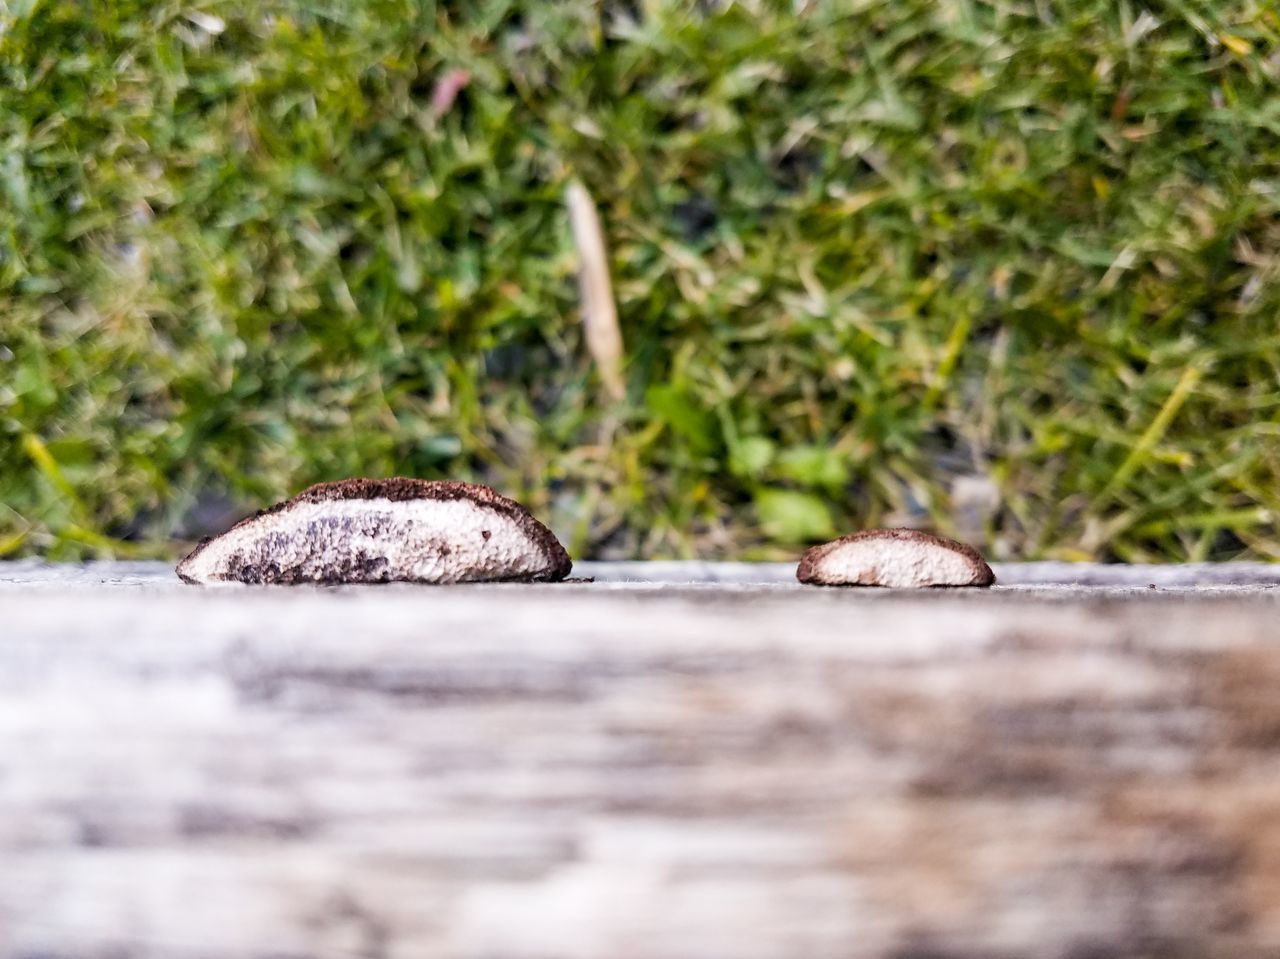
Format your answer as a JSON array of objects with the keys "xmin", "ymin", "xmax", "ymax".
[
  {"xmin": 177, "ymin": 479, "xmax": 572, "ymax": 585},
  {"xmin": 797, "ymin": 529, "xmax": 994, "ymax": 588}
]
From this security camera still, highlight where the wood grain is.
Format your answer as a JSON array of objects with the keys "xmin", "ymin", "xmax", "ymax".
[{"xmin": 3, "ymin": 568, "xmax": 1280, "ymax": 957}]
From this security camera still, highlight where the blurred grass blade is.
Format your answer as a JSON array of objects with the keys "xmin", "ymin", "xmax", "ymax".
[
  {"xmin": 0, "ymin": 529, "xmax": 28, "ymax": 557},
  {"xmin": 566, "ymin": 180, "xmax": 625, "ymax": 401},
  {"xmin": 1095, "ymin": 364, "xmax": 1203, "ymax": 506},
  {"xmin": 22, "ymin": 433, "xmax": 82, "ymax": 506},
  {"xmin": 21, "ymin": 434, "xmax": 154, "ymax": 556}
]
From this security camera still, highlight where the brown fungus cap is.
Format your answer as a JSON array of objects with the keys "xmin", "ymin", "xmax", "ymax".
[
  {"xmin": 177, "ymin": 478, "xmax": 572, "ymax": 585},
  {"xmin": 797, "ymin": 528, "xmax": 994, "ymax": 588}
]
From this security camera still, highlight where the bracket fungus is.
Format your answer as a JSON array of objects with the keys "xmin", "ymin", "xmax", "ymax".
[
  {"xmin": 176, "ymin": 478, "xmax": 572, "ymax": 585},
  {"xmin": 797, "ymin": 528, "xmax": 995, "ymax": 588}
]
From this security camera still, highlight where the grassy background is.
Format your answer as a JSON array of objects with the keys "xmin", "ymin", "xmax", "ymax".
[{"xmin": 2, "ymin": 0, "xmax": 1279, "ymax": 562}]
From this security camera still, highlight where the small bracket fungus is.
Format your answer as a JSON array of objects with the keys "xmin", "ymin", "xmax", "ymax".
[
  {"xmin": 796, "ymin": 528, "xmax": 995, "ymax": 588},
  {"xmin": 176, "ymin": 478, "xmax": 572, "ymax": 585}
]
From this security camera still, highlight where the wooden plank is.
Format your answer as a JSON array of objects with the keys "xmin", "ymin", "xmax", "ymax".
[
  {"xmin": 3, "ymin": 564, "xmax": 1280, "ymax": 957},
  {"xmin": 8, "ymin": 558, "xmax": 1280, "ymax": 588}
]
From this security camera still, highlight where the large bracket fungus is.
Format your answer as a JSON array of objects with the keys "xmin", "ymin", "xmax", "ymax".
[{"xmin": 177, "ymin": 479, "xmax": 572, "ymax": 585}]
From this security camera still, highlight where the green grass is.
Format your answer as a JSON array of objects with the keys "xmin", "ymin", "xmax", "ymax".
[{"xmin": 2, "ymin": 0, "xmax": 1279, "ymax": 563}]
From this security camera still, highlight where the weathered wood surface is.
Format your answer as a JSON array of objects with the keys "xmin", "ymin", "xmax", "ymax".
[
  {"xmin": 4, "ymin": 562, "xmax": 1280, "ymax": 958},
  {"xmin": 8, "ymin": 557, "xmax": 1280, "ymax": 588}
]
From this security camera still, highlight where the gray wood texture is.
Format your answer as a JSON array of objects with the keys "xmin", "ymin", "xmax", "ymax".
[{"xmin": 4, "ymin": 561, "xmax": 1280, "ymax": 958}]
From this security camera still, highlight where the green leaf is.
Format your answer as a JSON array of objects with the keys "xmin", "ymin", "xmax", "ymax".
[
  {"xmin": 754, "ymin": 489, "xmax": 835, "ymax": 542},
  {"xmin": 774, "ymin": 445, "xmax": 849, "ymax": 489},
  {"xmin": 646, "ymin": 384, "xmax": 716, "ymax": 455},
  {"xmin": 730, "ymin": 436, "xmax": 775, "ymax": 479}
]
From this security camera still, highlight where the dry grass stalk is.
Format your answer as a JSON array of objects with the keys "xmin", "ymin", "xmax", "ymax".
[{"xmin": 566, "ymin": 181, "xmax": 625, "ymax": 401}]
